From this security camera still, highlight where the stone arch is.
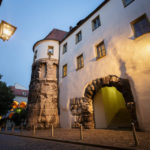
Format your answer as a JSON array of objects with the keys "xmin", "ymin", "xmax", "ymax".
[
  {"xmin": 70, "ymin": 75, "xmax": 138, "ymax": 129},
  {"xmin": 84, "ymin": 75, "xmax": 134, "ymax": 104}
]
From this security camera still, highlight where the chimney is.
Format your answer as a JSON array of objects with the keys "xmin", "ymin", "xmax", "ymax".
[{"xmin": 69, "ymin": 26, "xmax": 73, "ymax": 31}]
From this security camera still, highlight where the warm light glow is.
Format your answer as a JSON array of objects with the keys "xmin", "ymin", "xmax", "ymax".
[
  {"xmin": 19, "ymin": 101, "xmax": 27, "ymax": 108},
  {"xmin": 0, "ymin": 20, "xmax": 16, "ymax": 41},
  {"xmin": 148, "ymin": 45, "xmax": 150, "ymax": 51},
  {"xmin": 16, "ymin": 108, "xmax": 22, "ymax": 114},
  {"xmin": 9, "ymin": 112, "xmax": 14, "ymax": 119}
]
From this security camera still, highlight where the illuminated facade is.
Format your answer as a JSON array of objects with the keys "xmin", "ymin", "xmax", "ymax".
[{"xmin": 29, "ymin": 0, "xmax": 150, "ymax": 131}]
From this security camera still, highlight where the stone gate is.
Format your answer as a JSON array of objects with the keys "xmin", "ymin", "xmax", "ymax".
[{"xmin": 70, "ymin": 75, "xmax": 136, "ymax": 129}]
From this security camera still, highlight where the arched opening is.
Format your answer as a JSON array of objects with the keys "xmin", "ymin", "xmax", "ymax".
[
  {"xmin": 93, "ymin": 86, "xmax": 131, "ymax": 129},
  {"xmin": 83, "ymin": 75, "xmax": 138, "ymax": 129}
]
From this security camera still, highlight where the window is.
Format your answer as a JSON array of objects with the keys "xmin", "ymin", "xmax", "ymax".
[
  {"xmin": 62, "ymin": 64, "xmax": 67, "ymax": 77},
  {"xmin": 22, "ymin": 92, "xmax": 27, "ymax": 96},
  {"xmin": 96, "ymin": 41, "xmax": 106, "ymax": 59},
  {"xmin": 47, "ymin": 46, "xmax": 54, "ymax": 58},
  {"xmin": 76, "ymin": 54, "xmax": 84, "ymax": 70},
  {"xmin": 122, "ymin": 0, "xmax": 134, "ymax": 7},
  {"xmin": 131, "ymin": 14, "xmax": 150, "ymax": 38},
  {"xmin": 76, "ymin": 31, "xmax": 82, "ymax": 44},
  {"xmin": 92, "ymin": 16, "xmax": 101, "ymax": 31},
  {"xmin": 63, "ymin": 43, "xmax": 67, "ymax": 54},
  {"xmin": 34, "ymin": 50, "xmax": 37, "ymax": 62}
]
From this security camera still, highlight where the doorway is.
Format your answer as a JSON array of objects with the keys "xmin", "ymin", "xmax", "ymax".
[{"xmin": 93, "ymin": 87, "xmax": 131, "ymax": 129}]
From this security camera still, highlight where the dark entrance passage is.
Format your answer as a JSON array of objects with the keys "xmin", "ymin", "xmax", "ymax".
[{"xmin": 93, "ymin": 86, "xmax": 131, "ymax": 129}]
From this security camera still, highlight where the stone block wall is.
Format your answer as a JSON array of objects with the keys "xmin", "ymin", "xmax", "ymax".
[
  {"xmin": 70, "ymin": 97, "xmax": 94, "ymax": 129},
  {"xmin": 27, "ymin": 58, "xmax": 59, "ymax": 128}
]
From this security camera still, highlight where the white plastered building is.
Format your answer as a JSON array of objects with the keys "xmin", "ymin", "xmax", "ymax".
[{"xmin": 32, "ymin": 0, "xmax": 150, "ymax": 131}]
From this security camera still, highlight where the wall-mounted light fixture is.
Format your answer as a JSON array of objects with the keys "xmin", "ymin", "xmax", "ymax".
[{"xmin": 0, "ymin": 20, "xmax": 17, "ymax": 41}]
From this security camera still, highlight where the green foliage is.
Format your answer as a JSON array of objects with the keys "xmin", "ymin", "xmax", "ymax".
[
  {"xmin": 0, "ymin": 74, "xmax": 14, "ymax": 116},
  {"xmin": 11, "ymin": 108, "xmax": 27, "ymax": 126}
]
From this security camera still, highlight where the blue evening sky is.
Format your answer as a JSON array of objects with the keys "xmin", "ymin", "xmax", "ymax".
[{"xmin": 0, "ymin": 0, "xmax": 104, "ymax": 89}]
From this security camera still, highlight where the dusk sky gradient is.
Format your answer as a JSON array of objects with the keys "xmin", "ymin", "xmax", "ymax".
[{"xmin": 0, "ymin": 0, "xmax": 104, "ymax": 89}]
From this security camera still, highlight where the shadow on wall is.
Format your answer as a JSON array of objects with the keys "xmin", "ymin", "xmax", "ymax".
[{"xmin": 113, "ymin": 47, "xmax": 140, "ymax": 128}]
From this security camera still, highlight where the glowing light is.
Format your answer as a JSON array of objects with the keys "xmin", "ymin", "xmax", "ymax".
[
  {"xmin": 16, "ymin": 108, "xmax": 22, "ymax": 114},
  {"xmin": 0, "ymin": 20, "xmax": 16, "ymax": 41}
]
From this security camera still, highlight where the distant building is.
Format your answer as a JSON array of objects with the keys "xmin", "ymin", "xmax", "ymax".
[
  {"xmin": 27, "ymin": 0, "xmax": 150, "ymax": 131},
  {"xmin": 10, "ymin": 83, "xmax": 28, "ymax": 103}
]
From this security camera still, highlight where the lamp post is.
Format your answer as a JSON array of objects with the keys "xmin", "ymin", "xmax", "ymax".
[{"xmin": 0, "ymin": 20, "xmax": 16, "ymax": 41}]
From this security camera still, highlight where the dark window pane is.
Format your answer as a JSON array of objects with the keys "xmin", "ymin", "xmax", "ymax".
[
  {"xmin": 92, "ymin": 16, "xmax": 101, "ymax": 30},
  {"xmin": 133, "ymin": 16, "xmax": 150, "ymax": 37},
  {"xmin": 123, "ymin": 0, "xmax": 134, "ymax": 6}
]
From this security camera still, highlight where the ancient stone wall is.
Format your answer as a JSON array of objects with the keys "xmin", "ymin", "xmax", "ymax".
[
  {"xmin": 27, "ymin": 58, "xmax": 59, "ymax": 128},
  {"xmin": 70, "ymin": 97, "xmax": 94, "ymax": 129},
  {"xmin": 70, "ymin": 75, "xmax": 137, "ymax": 129}
]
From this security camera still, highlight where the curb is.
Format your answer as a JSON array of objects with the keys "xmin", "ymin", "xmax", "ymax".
[{"xmin": 0, "ymin": 131, "xmax": 135, "ymax": 150}]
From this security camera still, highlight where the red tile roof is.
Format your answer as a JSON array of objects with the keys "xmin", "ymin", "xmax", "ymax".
[
  {"xmin": 10, "ymin": 86, "xmax": 29, "ymax": 97},
  {"xmin": 44, "ymin": 29, "xmax": 68, "ymax": 42},
  {"xmin": 33, "ymin": 29, "xmax": 68, "ymax": 51}
]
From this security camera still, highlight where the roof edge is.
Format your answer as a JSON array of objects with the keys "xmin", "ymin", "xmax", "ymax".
[
  {"xmin": 60, "ymin": 0, "xmax": 110, "ymax": 43},
  {"xmin": 33, "ymin": 39, "xmax": 59, "ymax": 52}
]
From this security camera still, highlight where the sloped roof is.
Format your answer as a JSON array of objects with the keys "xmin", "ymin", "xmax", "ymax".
[
  {"xmin": 44, "ymin": 29, "xmax": 67, "ymax": 41},
  {"xmin": 61, "ymin": 0, "xmax": 110, "ymax": 43},
  {"xmin": 33, "ymin": 29, "xmax": 67, "ymax": 51}
]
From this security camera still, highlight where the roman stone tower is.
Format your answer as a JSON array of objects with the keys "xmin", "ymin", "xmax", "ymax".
[{"xmin": 27, "ymin": 29, "xmax": 67, "ymax": 128}]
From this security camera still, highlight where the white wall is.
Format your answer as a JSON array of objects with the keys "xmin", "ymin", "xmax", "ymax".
[
  {"xmin": 15, "ymin": 83, "xmax": 27, "ymax": 90},
  {"xmin": 34, "ymin": 40, "xmax": 59, "ymax": 61},
  {"xmin": 59, "ymin": 0, "xmax": 150, "ymax": 130},
  {"xmin": 14, "ymin": 96, "xmax": 28, "ymax": 103}
]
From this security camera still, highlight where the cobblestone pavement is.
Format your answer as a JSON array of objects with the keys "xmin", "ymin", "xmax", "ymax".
[
  {"xmin": 0, "ymin": 134, "xmax": 110, "ymax": 150},
  {"xmin": 1, "ymin": 128, "xmax": 150, "ymax": 150}
]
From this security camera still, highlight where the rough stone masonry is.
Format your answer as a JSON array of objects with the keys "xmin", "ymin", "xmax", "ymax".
[{"xmin": 26, "ymin": 58, "xmax": 59, "ymax": 129}]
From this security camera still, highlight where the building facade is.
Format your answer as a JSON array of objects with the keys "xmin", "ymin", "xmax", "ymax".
[
  {"xmin": 28, "ymin": 0, "xmax": 150, "ymax": 131},
  {"xmin": 10, "ymin": 83, "xmax": 28, "ymax": 103}
]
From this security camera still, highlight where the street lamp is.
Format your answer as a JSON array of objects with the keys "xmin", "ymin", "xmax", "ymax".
[{"xmin": 0, "ymin": 20, "xmax": 16, "ymax": 41}]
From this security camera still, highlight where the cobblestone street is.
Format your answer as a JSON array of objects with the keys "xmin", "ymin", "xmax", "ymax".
[
  {"xmin": 0, "ymin": 134, "xmax": 110, "ymax": 150},
  {"xmin": 0, "ymin": 128, "xmax": 150, "ymax": 150}
]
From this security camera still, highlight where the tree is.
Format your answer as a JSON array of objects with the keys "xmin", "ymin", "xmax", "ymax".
[
  {"xmin": 0, "ymin": 74, "xmax": 14, "ymax": 116},
  {"xmin": 11, "ymin": 108, "xmax": 27, "ymax": 126}
]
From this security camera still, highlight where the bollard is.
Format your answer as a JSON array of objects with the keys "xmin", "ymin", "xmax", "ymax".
[
  {"xmin": 131, "ymin": 122, "xmax": 139, "ymax": 146},
  {"xmin": 20, "ymin": 125, "xmax": 23, "ymax": 134},
  {"xmin": 12, "ymin": 125, "xmax": 14, "ymax": 132},
  {"xmin": 33, "ymin": 125, "xmax": 36, "ymax": 135},
  {"xmin": 5, "ymin": 125, "xmax": 7, "ymax": 132},
  {"xmin": 51, "ymin": 124, "xmax": 54, "ymax": 137},
  {"xmin": 80, "ymin": 124, "xmax": 83, "ymax": 140}
]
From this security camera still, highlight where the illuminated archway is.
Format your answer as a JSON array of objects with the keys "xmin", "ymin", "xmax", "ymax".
[
  {"xmin": 70, "ymin": 75, "xmax": 137, "ymax": 129},
  {"xmin": 84, "ymin": 75, "xmax": 134, "ymax": 103}
]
